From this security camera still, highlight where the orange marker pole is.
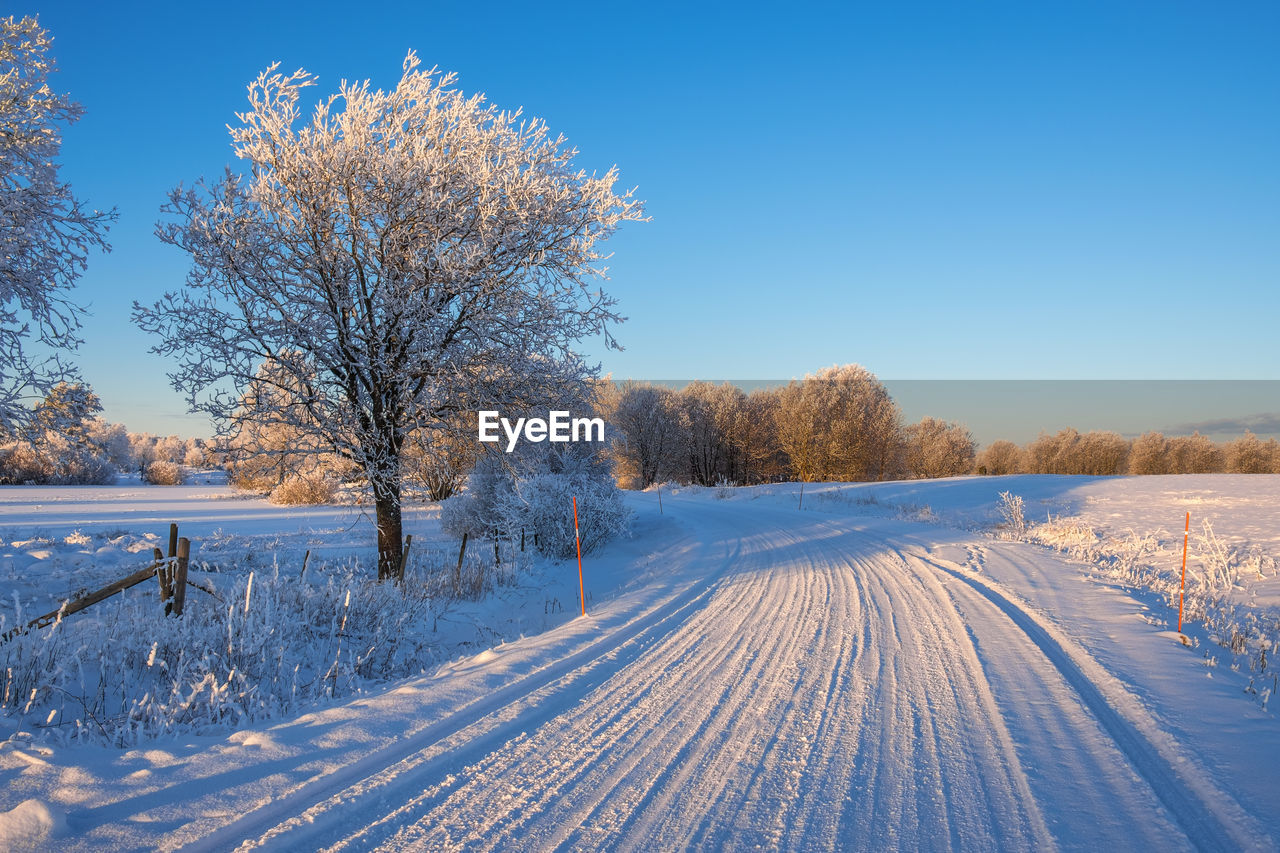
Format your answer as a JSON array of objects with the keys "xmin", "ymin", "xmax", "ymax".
[
  {"xmin": 1177, "ymin": 511, "xmax": 1190, "ymax": 633},
  {"xmin": 573, "ymin": 496, "xmax": 586, "ymax": 616}
]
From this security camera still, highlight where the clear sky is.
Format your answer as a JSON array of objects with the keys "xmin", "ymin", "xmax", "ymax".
[{"xmin": 24, "ymin": 0, "xmax": 1280, "ymax": 438}]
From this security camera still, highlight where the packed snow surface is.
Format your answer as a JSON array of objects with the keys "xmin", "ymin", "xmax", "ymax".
[{"xmin": 0, "ymin": 475, "xmax": 1277, "ymax": 850}]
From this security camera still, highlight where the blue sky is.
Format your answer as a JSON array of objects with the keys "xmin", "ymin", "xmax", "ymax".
[{"xmin": 26, "ymin": 1, "xmax": 1280, "ymax": 437}]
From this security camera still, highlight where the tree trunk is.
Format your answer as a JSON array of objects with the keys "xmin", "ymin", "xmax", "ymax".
[
  {"xmin": 371, "ymin": 455, "xmax": 404, "ymax": 582},
  {"xmin": 375, "ymin": 491, "xmax": 403, "ymax": 582}
]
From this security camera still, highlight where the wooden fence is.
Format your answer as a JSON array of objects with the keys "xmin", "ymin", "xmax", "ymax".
[{"xmin": 2, "ymin": 523, "xmax": 193, "ymax": 643}]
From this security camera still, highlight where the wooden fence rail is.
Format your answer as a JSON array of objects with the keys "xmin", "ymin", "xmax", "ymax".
[{"xmin": 2, "ymin": 524, "xmax": 194, "ymax": 644}]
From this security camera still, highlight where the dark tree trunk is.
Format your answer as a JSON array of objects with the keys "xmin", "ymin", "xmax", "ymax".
[
  {"xmin": 375, "ymin": 493, "xmax": 403, "ymax": 582},
  {"xmin": 371, "ymin": 453, "xmax": 404, "ymax": 582}
]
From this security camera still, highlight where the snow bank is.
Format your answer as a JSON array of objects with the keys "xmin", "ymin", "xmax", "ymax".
[{"xmin": 0, "ymin": 798, "xmax": 68, "ymax": 851}]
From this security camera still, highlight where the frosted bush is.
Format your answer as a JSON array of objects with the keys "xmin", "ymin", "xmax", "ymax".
[
  {"xmin": 500, "ymin": 470, "xmax": 630, "ymax": 559},
  {"xmin": 1196, "ymin": 518, "xmax": 1238, "ymax": 593},
  {"xmin": 0, "ymin": 439, "xmax": 116, "ymax": 485},
  {"xmin": 441, "ymin": 455, "xmax": 514, "ymax": 539},
  {"xmin": 143, "ymin": 460, "xmax": 184, "ymax": 485},
  {"xmin": 996, "ymin": 491, "xmax": 1026, "ymax": 538},
  {"xmin": 444, "ymin": 441, "xmax": 631, "ymax": 560},
  {"xmin": 269, "ymin": 473, "xmax": 336, "ymax": 505}
]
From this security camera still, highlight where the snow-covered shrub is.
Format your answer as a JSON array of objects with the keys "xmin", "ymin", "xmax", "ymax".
[
  {"xmin": 997, "ymin": 490, "xmax": 1026, "ymax": 538},
  {"xmin": 0, "ymin": 437, "xmax": 116, "ymax": 485},
  {"xmin": 142, "ymin": 460, "xmax": 184, "ymax": 485},
  {"xmin": 440, "ymin": 454, "xmax": 515, "ymax": 540},
  {"xmin": 404, "ymin": 419, "xmax": 476, "ymax": 502},
  {"xmin": 269, "ymin": 473, "xmax": 336, "ymax": 505},
  {"xmin": 501, "ymin": 468, "xmax": 630, "ymax": 559},
  {"xmin": 0, "ymin": 441, "xmax": 43, "ymax": 483},
  {"xmin": 444, "ymin": 440, "xmax": 631, "ymax": 560}
]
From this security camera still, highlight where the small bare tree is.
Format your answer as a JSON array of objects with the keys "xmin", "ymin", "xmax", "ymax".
[{"xmin": 134, "ymin": 55, "xmax": 644, "ymax": 579}]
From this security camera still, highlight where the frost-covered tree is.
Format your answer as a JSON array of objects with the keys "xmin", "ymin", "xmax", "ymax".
[
  {"xmin": 1165, "ymin": 432, "xmax": 1224, "ymax": 474},
  {"xmin": 1127, "ymin": 431, "xmax": 1169, "ymax": 475},
  {"xmin": 1023, "ymin": 428, "xmax": 1128, "ymax": 475},
  {"xmin": 0, "ymin": 382, "xmax": 115, "ymax": 484},
  {"xmin": 734, "ymin": 388, "xmax": 785, "ymax": 484},
  {"xmin": 975, "ymin": 439, "xmax": 1021, "ymax": 475},
  {"xmin": 86, "ymin": 419, "xmax": 132, "ymax": 470},
  {"xmin": 904, "ymin": 416, "xmax": 975, "ymax": 479},
  {"xmin": 0, "ymin": 16, "xmax": 114, "ymax": 430},
  {"xmin": 1224, "ymin": 431, "xmax": 1276, "ymax": 474},
  {"xmin": 134, "ymin": 55, "xmax": 644, "ymax": 579},
  {"xmin": 1076, "ymin": 430, "xmax": 1129, "ymax": 475},
  {"xmin": 678, "ymin": 381, "xmax": 738, "ymax": 486},
  {"xmin": 604, "ymin": 382, "xmax": 684, "ymax": 488},
  {"xmin": 775, "ymin": 365, "xmax": 903, "ymax": 482}
]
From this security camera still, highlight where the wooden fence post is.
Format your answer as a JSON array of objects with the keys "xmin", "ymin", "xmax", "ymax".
[
  {"xmin": 153, "ymin": 545, "xmax": 172, "ymax": 612},
  {"xmin": 172, "ymin": 538, "xmax": 190, "ymax": 617},
  {"xmin": 398, "ymin": 534, "xmax": 413, "ymax": 581},
  {"xmin": 456, "ymin": 532, "xmax": 468, "ymax": 587}
]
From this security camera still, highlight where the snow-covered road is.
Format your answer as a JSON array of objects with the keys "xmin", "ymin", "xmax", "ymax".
[{"xmin": 186, "ymin": 493, "xmax": 1267, "ymax": 852}]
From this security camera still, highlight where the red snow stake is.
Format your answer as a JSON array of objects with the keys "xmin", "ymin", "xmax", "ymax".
[
  {"xmin": 573, "ymin": 496, "xmax": 586, "ymax": 616},
  {"xmin": 1177, "ymin": 511, "xmax": 1190, "ymax": 633}
]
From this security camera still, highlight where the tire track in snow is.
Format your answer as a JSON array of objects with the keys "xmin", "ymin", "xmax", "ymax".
[
  {"xmin": 368, "ymin": 518, "xmax": 816, "ymax": 851},
  {"xmin": 909, "ymin": 547, "xmax": 1268, "ymax": 852},
  {"xmin": 832, "ymin": 534, "xmax": 1050, "ymax": 850}
]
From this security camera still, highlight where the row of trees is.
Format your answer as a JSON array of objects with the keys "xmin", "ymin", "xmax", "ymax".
[
  {"xmin": 600, "ymin": 366, "xmax": 976, "ymax": 487},
  {"xmin": 977, "ymin": 429, "xmax": 1280, "ymax": 476},
  {"xmin": 604, "ymin": 372, "xmax": 1280, "ymax": 486},
  {"xmin": 0, "ymin": 382, "xmax": 214, "ymax": 485}
]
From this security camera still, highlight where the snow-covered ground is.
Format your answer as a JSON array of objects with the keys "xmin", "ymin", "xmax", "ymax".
[{"xmin": 1, "ymin": 475, "xmax": 1277, "ymax": 850}]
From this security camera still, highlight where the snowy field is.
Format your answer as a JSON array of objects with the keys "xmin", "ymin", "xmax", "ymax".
[{"xmin": 1, "ymin": 475, "xmax": 1278, "ymax": 850}]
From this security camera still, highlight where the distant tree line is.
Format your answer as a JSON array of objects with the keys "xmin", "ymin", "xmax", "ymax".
[
  {"xmin": 601, "ymin": 369, "xmax": 1280, "ymax": 486},
  {"xmin": 597, "ymin": 365, "xmax": 975, "ymax": 487},
  {"xmin": 976, "ymin": 428, "xmax": 1280, "ymax": 476},
  {"xmin": 7, "ymin": 370, "xmax": 1276, "ymax": 494},
  {"xmin": 0, "ymin": 382, "xmax": 218, "ymax": 485}
]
